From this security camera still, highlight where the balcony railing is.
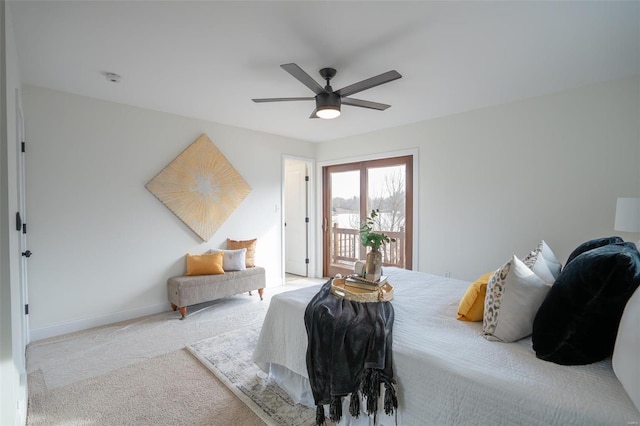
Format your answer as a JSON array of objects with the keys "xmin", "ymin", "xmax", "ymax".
[{"xmin": 331, "ymin": 223, "xmax": 406, "ymax": 269}]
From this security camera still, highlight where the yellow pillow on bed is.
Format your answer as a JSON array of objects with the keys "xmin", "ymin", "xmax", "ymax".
[
  {"xmin": 185, "ymin": 252, "xmax": 225, "ymax": 276},
  {"xmin": 457, "ymin": 271, "xmax": 494, "ymax": 321}
]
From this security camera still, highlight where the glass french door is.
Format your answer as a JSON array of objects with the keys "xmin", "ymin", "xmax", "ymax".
[{"xmin": 322, "ymin": 156, "xmax": 413, "ymax": 277}]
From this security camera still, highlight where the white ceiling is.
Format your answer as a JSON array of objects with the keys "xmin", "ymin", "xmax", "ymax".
[{"xmin": 9, "ymin": 1, "xmax": 640, "ymax": 143}]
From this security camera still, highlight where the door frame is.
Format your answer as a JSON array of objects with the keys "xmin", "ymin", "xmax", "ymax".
[
  {"xmin": 316, "ymin": 148, "xmax": 419, "ymax": 277},
  {"xmin": 281, "ymin": 155, "xmax": 315, "ymax": 282}
]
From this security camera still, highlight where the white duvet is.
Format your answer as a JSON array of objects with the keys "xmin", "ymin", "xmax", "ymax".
[{"xmin": 253, "ymin": 267, "xmax": 640, "ymax": 425}]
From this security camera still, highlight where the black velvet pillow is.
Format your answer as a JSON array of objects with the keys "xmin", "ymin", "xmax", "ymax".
[
  {"xmin": 532, "ymin": 242, "xmax": 640, "ymax": 365},
  {"xmin": 565, "ymin": 236, "xmax": 624, "ymax": 266}
]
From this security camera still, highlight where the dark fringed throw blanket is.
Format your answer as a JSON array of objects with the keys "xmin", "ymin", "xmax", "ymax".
[{"xmin": 304, "ymin": 279, "xmax": 397, "ymax": 425}]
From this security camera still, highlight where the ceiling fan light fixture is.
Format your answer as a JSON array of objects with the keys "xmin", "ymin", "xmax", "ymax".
[
  {"xmin": 315, "ymin": 92, "xmax": 341, "ymax": 119},
  {"xmin": 252, "ymin": 63, "xmax": 401, "ymax": 119},
  {"xmin": 316, "ymin": 106, "xmax": 341, "ymax": 119}
]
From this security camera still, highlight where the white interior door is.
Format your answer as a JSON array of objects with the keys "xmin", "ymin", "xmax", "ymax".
[
  {"xmin": 15, "ymin": 90, "xmax": 29, "ymax": 421},
  {"xmin": 16, "ymin": 94, "xmax": 29, "ymax": 347},
  {"xmin": 285, "ymin": 159, "xmax": 308, "ymax": 276}
]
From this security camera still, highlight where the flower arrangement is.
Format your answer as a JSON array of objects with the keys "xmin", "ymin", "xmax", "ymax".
[{"xmin": 360, "ymin": 209, "xmax": 395, "ymax": 251}]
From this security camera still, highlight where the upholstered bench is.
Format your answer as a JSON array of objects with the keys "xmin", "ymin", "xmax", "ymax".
[{"xmin": 167, "ymin": 266, "xmax": 266, "ymax": 319}]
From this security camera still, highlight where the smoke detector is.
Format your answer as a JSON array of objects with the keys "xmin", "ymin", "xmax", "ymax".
[{"xmin": 104, "ymin": 72, "xmax": 121, "ymax": 83}]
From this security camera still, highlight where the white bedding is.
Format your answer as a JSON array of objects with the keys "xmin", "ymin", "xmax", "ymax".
[{"xmin": 253, "ymin": 267, "xmax": 640, "ymax": 425}]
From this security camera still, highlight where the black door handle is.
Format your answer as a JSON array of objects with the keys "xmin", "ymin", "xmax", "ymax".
[{"xmin": 22, "ymin": 250, "xmax": 32, "ymax": 258}]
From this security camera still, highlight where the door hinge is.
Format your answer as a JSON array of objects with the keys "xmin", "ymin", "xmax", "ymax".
[
  {"xmin": 305, "ymin": 175, "xmax": 309, "ymax": 182},
  {"xmin": 21, "ymin": 141, "xmax": 25, "ymax": 153},
  {"xmin": 25, "ymin": 304, "xmax": 29, "ymax": 315},
  {"xmin": 23, "ymin": 223, "xmax": 27, "ymax": 234},
  {"xmin": 305, "ymin": 217, "xmax": 309, "ymax": 223},
  {"xmin": 305, "ymin": 258, "xmax": 310, "ymax": 264}
]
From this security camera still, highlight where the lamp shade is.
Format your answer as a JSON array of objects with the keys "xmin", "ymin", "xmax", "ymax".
[{"xmin": 614, "ymin": 197, "xmax": 640, "ymax": 233}]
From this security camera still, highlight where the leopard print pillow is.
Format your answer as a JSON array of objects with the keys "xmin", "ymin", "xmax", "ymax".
[
  {"xmin": 483, "ymin": 255, "xmax": 550, "ymax": 342},
  {"xmin": 483, "ymin": 260, "xmax": 510, "ymax": 338}
]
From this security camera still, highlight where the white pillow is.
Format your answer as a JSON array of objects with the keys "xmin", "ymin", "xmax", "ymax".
[
  {"xmin": 208, "ymin": 248, "xmax": 247, "ymax": 271},
  {"xmin": 538, "ymin": 240, "xmax": 562, "ymax": 278},
  {"xmin": 523, "ymin": 250, "xmax": 556, "ymax": 285},
  {"xmin": 612, "ymin": 286, "xmax": 640, "ymax": 412},
  {"xmin": 483, "ymin": 255, "xmax": 551, "ymax": 342}
]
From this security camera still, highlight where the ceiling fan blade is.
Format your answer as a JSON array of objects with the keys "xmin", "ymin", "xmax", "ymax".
[
  {"xmin": 309, "ymin": 109, "xmax": 319, "ymax": 119},
  {"xmin": 281, "ymin": 63, "xmax": 327, "ymax": 95},
  {"xmin": 335, "ymin": 70, "xmax": 402, "ymax": 97},
  {"xmin": 252, "ymin": 97, "xmax": 315, "ymax": 103},
  {"xmin": 342, "ymin": 98, "xmax": 391, "ymax": 111}
]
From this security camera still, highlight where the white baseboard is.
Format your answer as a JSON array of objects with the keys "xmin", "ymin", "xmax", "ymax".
[{"xmin": 29, "ymin": 302, "xmax": 170, "ymax": 342}]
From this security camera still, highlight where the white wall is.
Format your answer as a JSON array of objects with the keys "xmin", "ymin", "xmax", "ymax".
[
  {"xmin": 1, "ymin": 1, "xmax": 27, "ymax": 424},
  {"xmin": 22, "ymin": 86, "xmax": 316, "ymax": 340},
  {"xmin": 19, "ymin": 76, "xmax": 640, "ymax": 339},
  {"xmin": 316, "ymin": 76, "xmax": 640, "ymax": 281}
]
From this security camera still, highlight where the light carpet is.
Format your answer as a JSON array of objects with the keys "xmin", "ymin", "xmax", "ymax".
[
  {"xmin": 188, "ymin": 327, "xmax": 318, "ymax": 426},
  {"xmin": 27, "ymin": 296, "xmax": 270, "ymax": 390},
  {"xmin": 26, "ymin": 277, "xmax": 326, "ymax": 425},
  {"xmin": 27, "ymin": 348, "xmax": 265, "ymax": 426}
]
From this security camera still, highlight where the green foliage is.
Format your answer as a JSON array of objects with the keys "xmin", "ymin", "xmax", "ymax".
[{"xmin": 360, "ymin": 209, "xmax": 395, "ymax": 251}]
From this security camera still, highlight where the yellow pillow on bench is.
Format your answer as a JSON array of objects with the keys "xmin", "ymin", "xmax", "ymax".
[{"xmin": 186, "ymin": 252, "xmax": 225, "ymax": 276}]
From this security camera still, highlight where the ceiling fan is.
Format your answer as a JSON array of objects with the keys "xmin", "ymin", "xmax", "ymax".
[{"xmin": 252, "ymin": 63, "xmax": 402, "ymax": 119}]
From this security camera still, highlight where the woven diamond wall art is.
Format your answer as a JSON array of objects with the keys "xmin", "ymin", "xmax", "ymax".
[{"xmin": 146, "ymin": 134, "xmax": 252, "ymax": 241}]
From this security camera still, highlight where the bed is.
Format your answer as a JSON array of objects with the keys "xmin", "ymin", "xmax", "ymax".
[{"xmin": 253, "ymin": 266, "xmax": 640, "ymax": 425}]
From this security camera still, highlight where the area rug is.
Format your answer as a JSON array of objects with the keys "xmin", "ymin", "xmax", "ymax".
[{"xmin": 188, "ymin": 327, "xmax": 317, "ymax": 426}]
